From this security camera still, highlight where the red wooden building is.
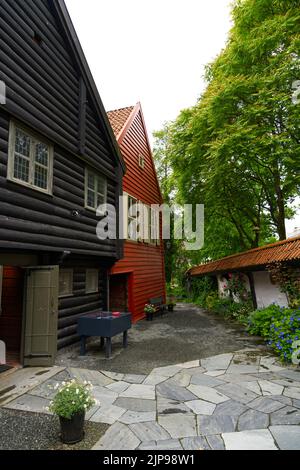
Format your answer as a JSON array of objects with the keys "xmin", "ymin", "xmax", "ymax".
[{"xmin": 107, "ymin": 103, "xmax": 166, "ymax": 322}]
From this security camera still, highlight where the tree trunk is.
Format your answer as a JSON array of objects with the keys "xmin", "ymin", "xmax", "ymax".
[{"xmin": 274, "ymin": 170, "xmax": 286, "ymax": 240}]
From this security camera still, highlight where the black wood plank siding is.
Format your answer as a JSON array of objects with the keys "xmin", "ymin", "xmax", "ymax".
[
  {"xmin": 0, "ymin": 109, "xmax": 117, "ymax": 257},
  {"xmin": 0, "ymin": 0, "xmax": 122, "ymax": 258},
  {"xmin": 0, "ymin": 0, "xmax": 118, "ymax": 175},
  {"xmin": 57, "ymin": 267, "xmax": 107, "ymax": 349}
]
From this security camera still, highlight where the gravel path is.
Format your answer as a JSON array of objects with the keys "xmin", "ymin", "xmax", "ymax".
[
  {"xmin": 56, "ymin": 303, "xmax": 266, "ymax": 374},
  {"xmin": 0, "ymin": 408, "xmax": 108, "ymax": 450}
]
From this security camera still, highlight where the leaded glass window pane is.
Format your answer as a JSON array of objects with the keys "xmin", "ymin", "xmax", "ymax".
[
  {"xmin": 34, "ymin": 165, "xmax": 48, "ymax": 190},
  {"xmin": 35, "ymin": 143, "xmax": 48, "ymax": 166},
  {"xmin": 14, "ymin": 154, "xmax": 30, "ymax": 182},
  {"xmin": 11, "ymin": 126, "xmax": 51, "ymax": 192},
  {"xmin": 85, "ymin": 170, "xmax": 106, "ymax": 210},
  {"xmin": 15, "ymin": 129, "xmax": 30, "ymax": 157},
  {"xmin": 97, "ymin": 176, "xmax": 106, "ymax": 195},
  {"xmin": 88, "ymin": 172, "xmax": 95, "ymax": 191},
  {"xmin": 87, "ymin": 189, "xmax": 95, "ymax": 208}
]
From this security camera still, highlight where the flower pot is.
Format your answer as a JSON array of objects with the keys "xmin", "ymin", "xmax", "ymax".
[
  {"xmin": 168, "ymin": 305, "xmax": 174, "ymax": 312},
  {"xmin": 145, "ymin": 312, "xmax": 153, "ymax": 321},
  {"xmin": 59, "ymin": 411, "xmax": 85, "ymax": 445}
]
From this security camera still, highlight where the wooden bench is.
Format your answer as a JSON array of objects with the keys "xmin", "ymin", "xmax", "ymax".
[{"xmin": 148, "ymin": 297, "xmax": 167, "ymax": 321}]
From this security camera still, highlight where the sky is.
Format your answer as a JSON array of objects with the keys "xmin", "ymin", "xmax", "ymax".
[
  {"xmin": 65, "ymin": 0, "xmax": 299, "ymax": 237},
  {"xmin": 65, "ymin": 0, "xmax": 232, "ymax": 138}
]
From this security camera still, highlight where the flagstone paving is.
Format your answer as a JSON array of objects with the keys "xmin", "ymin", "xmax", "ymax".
[{"xmin": 1, "ymin": 350, "xmax": 300, "ymax": 450}]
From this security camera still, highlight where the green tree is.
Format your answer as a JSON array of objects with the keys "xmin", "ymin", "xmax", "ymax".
[{"xmin": 154, "ymin": 0, "xmax": 300, "ymax": 282}]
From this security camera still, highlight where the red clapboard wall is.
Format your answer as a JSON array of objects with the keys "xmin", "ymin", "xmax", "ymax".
[
  {"xmin": 108, "ymin": 103, "xmax": 166, "ymax": 322},
  {"xmin": 0, "ymin": 267, "xmax": 24, "ymax": 351}
]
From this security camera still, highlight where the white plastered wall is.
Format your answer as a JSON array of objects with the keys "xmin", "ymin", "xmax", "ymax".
[{"xmin": 253, "ymin": 270, "xmax": 289, "ymax": 309}]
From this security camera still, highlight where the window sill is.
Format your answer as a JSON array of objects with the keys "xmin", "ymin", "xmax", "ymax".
[{"xmin": 7, "ymin": 176, "xmax": 53, "ymax": 196}]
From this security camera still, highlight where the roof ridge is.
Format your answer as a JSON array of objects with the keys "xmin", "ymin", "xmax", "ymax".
[{"xmin": 189, "ymin": 235, "xmax": 300, "ymax": 275}]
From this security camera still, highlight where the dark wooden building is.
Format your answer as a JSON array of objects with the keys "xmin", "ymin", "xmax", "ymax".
[
  {"xmin": 108, "ymin": 104, "xmax": 166, "ymax": 322},
  {"xmin": 0, "ymin": 0, "xmax": 125, "ymax": 366}
]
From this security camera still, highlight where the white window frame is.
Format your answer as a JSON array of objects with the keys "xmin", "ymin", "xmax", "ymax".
[
  {"xmin": 85, "ymin": 168, "xmax": 107, "ymax": 213},
  {"xmin": 59, "ymin": 269, "xmax": 73, "ymax": 298},
  {"xmin": 7, "ymin": 121, "xmax": 53, "ymax": 195},
  {"xmin": 127, "ymin": 194, "xmax": 139, "ymax": 241},
  {"xmin": 143, "ymin": 205, "xmax": 151, "ymax": 243},
  {"xmin": 156, "ymin": 210, "xmax": 161, "ymax": 246},
  {"xmin": 86, "ymin": 269, "xmax": 99, "ymax": 294},
  {"xmin": 122, "ymin": 194, "xmax": 160, "ymax": 245}
]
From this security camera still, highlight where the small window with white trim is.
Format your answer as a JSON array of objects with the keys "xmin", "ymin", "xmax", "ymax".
[
  {"xmin": 86, "ymin": 269, "xmax": 99, "ymax": 294},
  {"xmin": 7, "ymin": 122, "xmax": 53, "ymax": 194},
  {"xmin": 138, "ymin": 154, "xmax": 145, "ymax": 169},
  {"xmin": 85, "ymin": 169, "xmax": 107, "ymax": 211},
  {"xmin": 59, "ymin": 269, "xmax": 73, "ymax": 298}
]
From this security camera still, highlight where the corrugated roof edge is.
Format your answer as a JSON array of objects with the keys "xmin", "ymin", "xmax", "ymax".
[{"xmin": 188, "ymin": 235, "xmax": 300, "ymax": 276}]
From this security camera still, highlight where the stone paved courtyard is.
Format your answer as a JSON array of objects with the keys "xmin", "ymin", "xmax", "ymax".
[{"xmin": 1, "ymin": 349, "xmax": 300, "ymax": 450}]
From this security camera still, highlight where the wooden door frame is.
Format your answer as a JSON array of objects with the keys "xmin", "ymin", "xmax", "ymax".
[
  {"xmin": 20, "ymin": 266, "xmax": 59, "ymax": 367},
  {"xmin": 109, "ymin": 271, "xmax": 134, "ymax": 315}
]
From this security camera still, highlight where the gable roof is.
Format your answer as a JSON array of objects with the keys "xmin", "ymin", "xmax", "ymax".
[
  {"xmin": 107, "ymin": 106, "xmax": 135, "ymax": 138},
  {"xmin": 189, "ymin": 235, "xmax": 300, "ymax": 277},
  {"xmin": 107, "ymin": 102, "xmax": 163, "ymax": 202},
  {"xmin": 51, "ymin": 0, "xmax": 125, "ymax": 173}
]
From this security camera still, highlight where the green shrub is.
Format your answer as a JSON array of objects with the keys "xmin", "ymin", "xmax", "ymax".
[
  {"xmin": 205, "ymin": 293, "xmax": 221, "ymax": 310},
  {"xmin": 248, "ymin": 304, "xmax": 287, "ymax": 338},
  {"xmin": 268, "ymin": 310, "xmax": 300, "ymax": 362},
  {"xmin": 247, "ymin": 304, "xmax": 300, "ymax": 363},
  {"xmin": 191, "ymin": 276, "xmax": 217, "ymax": 307},
  {"xmin": 225, "ymin": 300, "xmax": 254, "ymax": 323},
  {"xmin": 167, "ymin": 283, "xmax": 189, "ymax": 301}
]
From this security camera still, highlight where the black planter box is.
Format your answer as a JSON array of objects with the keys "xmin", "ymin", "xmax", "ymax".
[{"xmin": 77, "ymin": 311, "xmax": 132, "ymax": 358}]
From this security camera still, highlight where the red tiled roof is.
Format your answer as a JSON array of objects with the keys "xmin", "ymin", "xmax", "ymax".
[
  {"xmin": 189, "ymin": 235, "xmax": 300, "ymax": 276},
  {"xmin": 107, "ymin": 106, "xmax": 134, "ymax": 138}
]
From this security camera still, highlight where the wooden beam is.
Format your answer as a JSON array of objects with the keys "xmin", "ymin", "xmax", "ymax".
[{"xmin": 78, "ymin": 76, "xmax": 87, "ymax": 155}]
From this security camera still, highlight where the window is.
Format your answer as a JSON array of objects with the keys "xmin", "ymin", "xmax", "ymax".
[
  {"xmin": 144, "ymin": 205, "xmax": 151, "ymax": 243},
  {"xmin": 150, "ymin": 208, "xmax": 160, "ymax": 245},
  {"xmin": 59, "ymin": 269, "xmax": 73, "ymax": 298},
  {"xmin": 86, "ymin": 269, "xmax": 99, "ymax": 294},
  {"xmin": 85, "ymin": 169, "xmax": 107, "ymax": 211},
  {"xmin": 127, "ymin": 194, "xmax": 139, "ymax": 240},
  {"xmin": 122, "ymin": 194, "xmax": 160, "ymax": 244},
  {"xmin": 138, "ymin": 154, "xmax": 145, "ymax": 169},
  {"xmin": 8, "ymin": 122, "xmax": 53, "ymax": 194}
]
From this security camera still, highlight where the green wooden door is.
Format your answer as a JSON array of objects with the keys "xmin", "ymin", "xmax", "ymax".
[{"xmin": 23, "ymin": 266, "xmax": 59, "ymax": 367}]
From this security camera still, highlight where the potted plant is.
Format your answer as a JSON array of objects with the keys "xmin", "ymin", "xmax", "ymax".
[
  {"xmin": 49, "ymin": 379, "xmax": 96, "ymax": 445},
  {"xmin": 144, "ymin": 304, "xmax": 156, "ymax": 321}
]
